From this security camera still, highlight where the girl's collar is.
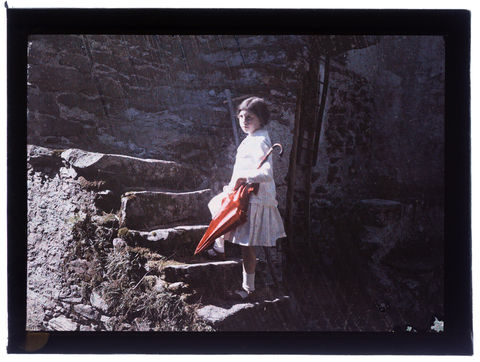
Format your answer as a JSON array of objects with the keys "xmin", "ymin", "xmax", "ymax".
[{"xmin": 250, "ymin": 128, "xmax": 266, "ymax": 136}]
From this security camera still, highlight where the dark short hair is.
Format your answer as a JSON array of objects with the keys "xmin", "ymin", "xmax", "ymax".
[{"xmin": 237, "ymin": 97, "xmax": 270, "ymax": 127}]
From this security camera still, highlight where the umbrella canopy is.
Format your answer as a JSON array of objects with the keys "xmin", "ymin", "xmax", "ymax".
[
  {"xmin": 194, "ymin": 143, "xmax": 282, "ymax": 255},
  {"xmin": 194, "ymin": 182, "xmax": 258, "ymax": 255}
]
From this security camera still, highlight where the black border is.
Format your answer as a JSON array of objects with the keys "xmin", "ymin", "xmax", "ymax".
[{"xmin": 7, "ymin": 8, "xmax": 472, "ymax": 355}]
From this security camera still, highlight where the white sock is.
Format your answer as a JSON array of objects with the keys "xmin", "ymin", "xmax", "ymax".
[
  {"xmin": 213, "ymin": 237, "xmax": 225, "ymax": 253},
  {"xmin": 242, "ymin": 272, "xmax": 255, "ymax": 293}
]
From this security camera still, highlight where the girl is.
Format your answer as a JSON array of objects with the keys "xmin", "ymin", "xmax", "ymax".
[{"xmin": 206, "ymin": 97, "xmax": 286, "ymax": 300}]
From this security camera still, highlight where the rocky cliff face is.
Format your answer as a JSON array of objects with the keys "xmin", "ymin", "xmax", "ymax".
[{"xmin": 27, "ymin": 146, "xmax": 98, "ymax": 330}]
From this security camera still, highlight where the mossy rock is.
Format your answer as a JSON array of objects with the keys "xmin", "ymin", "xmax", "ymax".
[
  {"xmin": 118, "ymin": 227, "xmax": 134, "ymax": 243},
  {"xmin": 97, "ymin": 213, "xmax": 119, "ymax": 228}
]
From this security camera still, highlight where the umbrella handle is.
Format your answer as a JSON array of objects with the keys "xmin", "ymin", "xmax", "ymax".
[{"xmin": 257, "ymin": 143, "xmax": 283, "ymax": 169}]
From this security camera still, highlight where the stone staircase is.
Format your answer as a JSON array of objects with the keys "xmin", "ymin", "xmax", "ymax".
[
  {"xmin": 117, "ymin": 180, "xmax": 291, "ymax": 331},
  {"xmin": 60, "ymin": 147, "xmax": 292, "ymax": 331}
]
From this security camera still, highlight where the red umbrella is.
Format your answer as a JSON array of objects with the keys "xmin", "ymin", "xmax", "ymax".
[{"xmin": 194, "ymin": 143, "xmax": 282, "ymax": 255}]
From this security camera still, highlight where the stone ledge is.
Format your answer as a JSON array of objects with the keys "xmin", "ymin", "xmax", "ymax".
[
  {"xmin": 61, "ymin": 148, "xmax": 204, "ymax": 191},
  {"xmin": 128, "ymin": 225, "xmax": 208, "ymax": 253},
  {"xmin": 27, "ymin": 145, "xmax": 64, "ymax": 169},
  {"xmin": 163, "ymin": 259, "xmax": 243, "ymax": 284},
  {"xmin": 196, "ymin": 295, "xmax": 292, "ymax": 331},
  {"xmin": 120, "ymin": 189, "xmax": 212, "ymax": 230}
]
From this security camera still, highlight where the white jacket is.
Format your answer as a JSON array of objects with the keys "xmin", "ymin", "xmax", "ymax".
[{"xmin": 226, "ymin": 129, "xmax": 278, "ymax": 207}]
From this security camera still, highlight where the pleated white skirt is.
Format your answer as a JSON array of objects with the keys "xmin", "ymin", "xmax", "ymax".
[
  {"xmin": 230, "ymin": 202, "xmax": 286, "ymax": 247},
  {"xmin": 207, "ymin": 192, "xmax": 286, "ymax": 247}
]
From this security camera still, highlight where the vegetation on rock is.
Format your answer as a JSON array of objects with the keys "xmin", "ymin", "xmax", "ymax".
[{"xmin": 65, "ymin": 211, "xmax": 213, "ymax": 331}]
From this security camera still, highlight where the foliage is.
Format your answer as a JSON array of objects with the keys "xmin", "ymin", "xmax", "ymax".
[
  {"xmin": 117, "ymin": 227, "xmax": 133, "ymax": 243},
  {"xmin": 66, "ymin": 211, "xmax": 212, "ymax": 331}
]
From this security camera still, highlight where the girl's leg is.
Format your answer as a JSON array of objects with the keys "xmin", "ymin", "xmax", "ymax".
[
  {"xmin": 212, "ymin": 236, "xmax": 225, "ymax": 253},
  {"xmin": 206, "ymin": 236, "xmax": 226, "ymax": 261},
  {"xmin": 241, "ymin": 245, "xmax": 256, "ymax": 293},
  {"xmin": 241, "ymin": 245, "xmax": 256, "ymax": 274}
]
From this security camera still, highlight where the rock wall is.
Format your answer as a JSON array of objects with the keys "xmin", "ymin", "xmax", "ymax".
[
  {"xmin": 27, "ymin": 35, "xmax": 307, "ymax": 205},
  {"xmin": 313, "ymin": 36, "xmax": 444, "ymax": 201},
  {"xmin": 346, "ymin": 36, "xmax": 445, "ymax": 199},
  {"xmin": 27, "ymin": 146, "xmax": 98, "ymax": 330},
  {"xmin": 27, "ymin": 34, "xmax": 444, "ymax": 202},
  {"xmin": 310, "ymin": 35, "xmax": 444, "ymax": 254}
]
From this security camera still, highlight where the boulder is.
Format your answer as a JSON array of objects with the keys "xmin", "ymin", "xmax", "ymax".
[
  {"xmin": 47, "ymin": 316, "xmax": 79, "ymax": 331},
  {"xmin": 166, "ymin": 281, "xmax": 191, "ymax": 294},
  {"xmin": 196, "ymin": 296, "xmax": 292, "ymax": 331},
  {"xmin": 27, "ymin": 145, "xmax": 63, "ymax": 169},
  {"xmin": 90, "ymin": 289, "xmax": 110, "ymax": 314},
  {"xmin": 73, "ymin": 304, "xmax": 100, "ymax": 321}
]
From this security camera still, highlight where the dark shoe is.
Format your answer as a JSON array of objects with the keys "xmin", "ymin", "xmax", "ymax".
[
  {"xmin": 228, "ymin": 289, "xmax": 255, "ymax": 302},
  {"xmin": 205, "ymin": 248, "xmax": 226, "ymax": 261}
]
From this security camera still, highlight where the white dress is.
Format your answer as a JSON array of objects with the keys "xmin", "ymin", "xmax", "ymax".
[{"xmin": 208, "ymin": 129, "xmax": 286, "ymax": 247}]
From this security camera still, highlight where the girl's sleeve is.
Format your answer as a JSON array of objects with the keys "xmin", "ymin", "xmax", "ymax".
[{"xmin": 244, "ymin": 137, "xmax": 273, "ymax": 184}]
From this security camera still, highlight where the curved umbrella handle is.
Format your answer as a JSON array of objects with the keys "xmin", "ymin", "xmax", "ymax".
[{"xmin": 257, "ymin": 143, "xmax": 283, "ymax": 169}]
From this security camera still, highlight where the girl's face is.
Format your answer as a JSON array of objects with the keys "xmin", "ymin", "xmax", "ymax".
[{"xmin": 238, "ymin": 110, "xmax": 262, "ymax": 135}]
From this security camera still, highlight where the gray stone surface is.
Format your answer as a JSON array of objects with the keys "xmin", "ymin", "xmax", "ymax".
[
  {"xmin": 163, "ymin": 259, "xmax": 243, "ymax": 284},
  {"xmin": 357, "ymin": 199, "xmax": 403, "ymax": 227},
  {"xmin": 27, "ymin": 144, "xmax": 63, "ymax": 168},
  {"xmin": 27, "ymin": 149, "xmax": 97, "ymax": 331},
  {"xmin": 196, "ymin": 296, "xmax": 291, "ymax": 331},
  {"xmin": 167, "ymin": 282, "xmax": 191, "ymax": 294},
  {"xmin": 47, "ymin": 316, "xmax": 79, "ymax": 331},
  {"xmin": 120, "ymin": 189, "xmax": 212, "ymax": 230},
  {"xmin": 90, "ymin": 289, "xmax": 110, "ymax": 314},
  {"xmin": 61, "ymin": 148, "xmax": 204, "ymax": 192},
  {"xmin": 25, "ymin": 34, "xmax": 446, "ymax": 333},
  {"xmin": 127, "ymin": 225, "xmax": 208, "ymax": 253},
  {"xmin": 197, "ymin": 302, "xmax": 256, "ymax": 324},
  {"xmin": 73, "ymin": 304, "xmax": 100, "ymax": 321}
]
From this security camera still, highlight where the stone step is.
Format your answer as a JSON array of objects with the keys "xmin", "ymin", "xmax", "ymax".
[
  {"xmin": 162, "ymin": 259, "xmax": 243, "ymax": 284},
  {"xmin": 61, "ymin": 148, "xmax": 207, "ymax": 193},
  {"xmin": 125, "ymin": 225, "xmax": 208, "ymax": 254},
  {"xmin": 159, "ymin": 258, "xmax": 269, "ymax": 292},
  {"xmin": 196, "ymin": 295, "xmax": 293, "ymax": 331},
  {"xmin": 119, "ymin": 189, "xmax": 213, "ymax": 230}
]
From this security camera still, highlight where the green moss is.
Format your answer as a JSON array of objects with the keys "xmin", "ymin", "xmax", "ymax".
[
  {"xmin": 118, "ymin": 227, "xmax": 132, "ymax": 241},
  {"xmin": 78, "ymin": 176, "xmax": 107, "ymax": 191},
  {"xmin": 52, "ymin": 149, "xmax": 66, "ymax": 158}
]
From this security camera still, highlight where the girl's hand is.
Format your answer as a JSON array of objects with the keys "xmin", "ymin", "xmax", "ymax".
[{"xmin": 234, "ymin": 178, "xmax": 247, "ymax": 190}]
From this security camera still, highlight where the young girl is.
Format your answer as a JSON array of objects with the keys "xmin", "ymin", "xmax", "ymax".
[{"xmin": 206, "ymin": 97, "xmax": 286, "ymax": 300}]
